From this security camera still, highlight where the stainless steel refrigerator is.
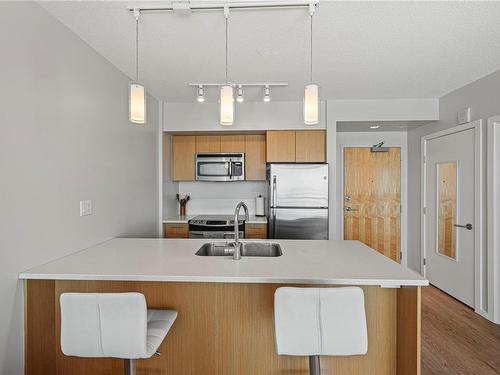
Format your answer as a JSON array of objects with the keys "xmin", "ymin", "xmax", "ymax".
[{"xmin": 267, "ymin": 164, "xmax": 329, "ymax": 240}]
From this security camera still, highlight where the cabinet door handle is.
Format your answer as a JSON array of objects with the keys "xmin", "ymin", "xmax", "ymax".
[
  {"xmin": 454, "ymin": 223, "xmax": 473, "ymax": 230},
  {"xmin": 345, "ymin": 207, "xmax": 359, "ymax": 212}
]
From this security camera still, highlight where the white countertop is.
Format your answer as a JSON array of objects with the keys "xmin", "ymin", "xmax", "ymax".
[
  {"xmin": 163, "ymin": 215, "xmax": 267, "ymax": 224},
  {"xmin": 19, "ymin": 238, "xmax": 427, "ymax": 287}
]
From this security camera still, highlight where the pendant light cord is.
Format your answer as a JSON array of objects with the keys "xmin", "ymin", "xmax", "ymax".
[
  {"xmin": 135, "ymin": 16, "xmax": 139, "ymax": 82},
  {"xmin": 309, "ymin": 12, "xmax": 313, "ymax": 83},
  {"xmin": 225, "ymin": 14, "xmax": 229, "ymax": 83}
]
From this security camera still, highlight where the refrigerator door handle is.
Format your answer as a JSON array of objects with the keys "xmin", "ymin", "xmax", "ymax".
[
  {"xmin": 272, "ymin": 209, "xmax": 277, "ymax": 238},
  {"xmin": 272, "ymin": 175, "xmax": 277, "ymax": 207}
]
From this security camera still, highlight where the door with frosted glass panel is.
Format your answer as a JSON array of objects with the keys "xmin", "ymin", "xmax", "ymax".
[{"xmin": 424, "ymin": 128, "xmax": 475, "ymax": 307}]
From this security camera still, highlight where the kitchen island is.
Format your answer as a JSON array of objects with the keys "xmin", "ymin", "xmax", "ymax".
[{"xmin": 20, "ymin": 238, "xmax": 427, "ymax": 375}]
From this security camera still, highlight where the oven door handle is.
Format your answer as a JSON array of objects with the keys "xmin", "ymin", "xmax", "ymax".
[
  {"xmin": 228, "ymin": 160, "xmax": 233, "ymax": 180},
  {"xmin": 188, "ymin": 231, "xmax": 205, "ymax": 239},
  {"xmin": 223, "ymin": 232, "xmax": 244, "ymax": 239}
]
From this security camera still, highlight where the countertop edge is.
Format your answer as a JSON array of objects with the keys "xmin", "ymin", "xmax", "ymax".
[{"xmin": 18, "ymin": 273, "xmax": 429, "ymax": 287}]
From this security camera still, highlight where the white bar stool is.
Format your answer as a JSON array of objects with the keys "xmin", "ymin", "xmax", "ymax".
[
  {"xmin": 274, "ymin": 287, "xmax": 368, "ymax": 375},
  {"xmin": 60, "ymin": 292, "xmax": 177, "ymax": 375}
]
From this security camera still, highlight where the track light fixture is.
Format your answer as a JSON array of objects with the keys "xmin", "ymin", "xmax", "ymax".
[
  {"xmin": 236, "ymin": 85, "xmax": 244, "ymax": 103},
  {"xmin": 197, "ymin": 85, "xmax": 205, "ymax": 102},
  {"xmin": 263, "ymin": 85, "xmax": 271, "ymax": 102},
  {"xmin": 190, "ymin": 83, "xmax": 286, "ymax": 104}
]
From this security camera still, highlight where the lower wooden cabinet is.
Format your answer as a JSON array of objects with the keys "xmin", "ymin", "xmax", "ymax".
[
  {"xmin": 164, "ymin": 223, "xmax": 189, "ymax": 238},
  {"xmin": 245, "ymin": 223, "xmax": 268, "ymax": 239}
]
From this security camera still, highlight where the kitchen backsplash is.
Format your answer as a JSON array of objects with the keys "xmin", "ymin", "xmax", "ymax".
[{"xmin": 176, "ymin": 181, "xmax": 268, "ymax": 216}]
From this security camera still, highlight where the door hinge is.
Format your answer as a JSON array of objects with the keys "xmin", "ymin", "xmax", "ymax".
[
  {"xmin": 423, "ymin": 258, "xmax": 426, "ymax": 266},
  {"xmin": 423, "ymin": 155, "xmax": 426, "ymax": 163},
  {"xmin": 423, "ymin": 207, "xmax": 427, "ymax": 215},
  {"xmin": 400, "ymin": 205, "xmax": 402, "ymax": 213},
  {"xmin": 400, "ymin": 251, "xmax": 402, "ymax": 260}
]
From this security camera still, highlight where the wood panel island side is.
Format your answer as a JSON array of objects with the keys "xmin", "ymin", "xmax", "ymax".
[{"xmin": 20, "ymin": 238, "xmax": 428, "ymax": 375}]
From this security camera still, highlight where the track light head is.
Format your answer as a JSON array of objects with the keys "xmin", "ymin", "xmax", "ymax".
[
  {"xmin": 263, "ymin": 85, "xmax": 271, "ymax": 102},
  {"xmin": 197, "ymin": 85, "xmax": 205, "ymax": 103},
  {"xmin": 236, "ymin": 85, "xmax": 244, "ymax": 103}
]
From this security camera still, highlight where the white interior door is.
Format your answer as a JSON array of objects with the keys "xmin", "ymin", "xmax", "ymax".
[{"xmin": 424, "ymin": 127, "xmax": 475, "ymax": 307}]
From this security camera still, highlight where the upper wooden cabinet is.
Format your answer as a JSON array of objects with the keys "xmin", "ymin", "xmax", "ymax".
[
  {"xmin": 221, "ymin": 135, "xmax": 245, "ymax": 152},
  {"xmin": 170, "ymin": 131, "xmax": 324, "ymax": 181},
  {"xmin": 171, "ymin": 135, "xmax": 196, "ymax": 181},
  {"xmin": 266, "ymin": 130, "xmax": 326, "ymax": 163},
  {"xmin": 196, "ymin": 135, "xmax": 221, "ymax": 153},
  {"xmin": 245, "ymin": 134, "xmax": 266, "ymax": 180},
  {"xmin": 266, "ymin": 131, "xmax": 296, "ymax": 162},
  {"xmin": 296, "ymin": 130, "xmax": 326, "ymax": 162}
]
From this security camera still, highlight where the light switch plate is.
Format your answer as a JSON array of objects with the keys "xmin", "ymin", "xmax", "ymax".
[
  {"xmin": 80, "ymin": 200, "xmax": 92, "ymax": 216},
  {"xmin": 457, "ymin": 107, "xmax": 471, "ymax": 125}
]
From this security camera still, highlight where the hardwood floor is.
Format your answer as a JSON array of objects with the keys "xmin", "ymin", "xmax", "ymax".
[{"xmin": 422, "ymin": 285, "xmax": 500, "ymax": 374}]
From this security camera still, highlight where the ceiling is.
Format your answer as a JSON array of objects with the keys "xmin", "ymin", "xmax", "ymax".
[
  {"xmin": 40, "ymin": 1, "xmax": 500, "ymax": 102},
  {"xmin": 337, "ymin": 120, "xmax": 432, "ymax": 132}
]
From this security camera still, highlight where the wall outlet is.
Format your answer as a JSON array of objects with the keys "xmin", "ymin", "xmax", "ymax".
[
  {"xmin": 79, "ymin": 200, "xmax": 92, "ymax": 216},
  {"xmin": 457, "ymin": 107, "xmax": 471, "ymax": 125}
]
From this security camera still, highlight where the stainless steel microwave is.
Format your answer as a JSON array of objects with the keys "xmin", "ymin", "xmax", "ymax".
[{"xmin": 195, "ymin": 153, "xmax": 245, "ymax": 181}]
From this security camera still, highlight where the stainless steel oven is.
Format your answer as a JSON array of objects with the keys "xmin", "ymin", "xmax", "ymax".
[
  {"xmin": 195, "ymin": 153, "xmax": 245, "ymax": 181},
  {"xmin": 188, "ymin": 215, "xmax": 245, "ymax": 239}
]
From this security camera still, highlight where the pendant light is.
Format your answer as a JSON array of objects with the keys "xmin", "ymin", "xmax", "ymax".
[
  {"xmin": 129, "ymin": 9, "xmax": 146, "ymax": 124},
  {"xmin": 304, "ymin": 4, "xmax": 319, "ymax": 125},
  {"xmin": 219, "ymin": 7, "xmax": 234, "ymax": 126}
]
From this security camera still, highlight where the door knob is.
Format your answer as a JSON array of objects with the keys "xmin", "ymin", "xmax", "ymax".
[{"xmin": 454, "ymin": 223, "xmax": 473, "ymax": 230}]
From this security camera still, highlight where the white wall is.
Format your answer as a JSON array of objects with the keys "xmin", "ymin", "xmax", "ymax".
[
  {"xmin": 162, "ymin": 132, "xmax": 179, "ymax": 218},
  {"xmin": 164, "ymin": 101, "xmax": 326, "ymax": 131},
  {"xmin": 0, "ymin": 3, "xmax": 159, "ymax": 373},
  {"xmin": 177, "ymin": 181, "xmax": 267, "ymax": 216},
  {"xmin": 336, "ymin": 131, "xmax": 408, "ymax": 265},
  {"xmin": 407, "ymin": 69, "xmax": 500, "ymax": 273}
]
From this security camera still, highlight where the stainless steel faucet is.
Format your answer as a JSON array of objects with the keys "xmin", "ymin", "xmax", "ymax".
[{"xmin": 233, "ymin": 202, "xmax": 249, "ymax": 260}]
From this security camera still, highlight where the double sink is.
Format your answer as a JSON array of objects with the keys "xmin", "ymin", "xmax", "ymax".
[{"xmin": 196, "ymin": 242, "xmax": 283, "ymax": 257}]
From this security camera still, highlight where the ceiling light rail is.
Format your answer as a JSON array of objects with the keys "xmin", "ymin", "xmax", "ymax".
[
  {"xmin": 190, "ymin": 83, "xmax": 287, "ymax": 104},
  {"xmin": 126, "ymin": 1, "xmax": 319, "ymax": 13},
  {"xmin": 188, "ymin": 83, "xmax": 288, "ymax": 87}
]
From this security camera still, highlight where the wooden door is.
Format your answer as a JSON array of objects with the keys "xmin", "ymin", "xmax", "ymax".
[
  {"xmin": 296, "ymin": 130, "xmax": 326, "ymax": 162},
  {"xmin": 266, "ymin": 131, "xmax": 296, "ymax": 162},
  {"xmin": 344, "ymin": 147, "xmax": 401, "ymax": 262},
  {"xmin": 172, "ymin": 135, "xmax": 196, "ymax": 181},
  {"xmin": 220, "ymin": 135, "xmax": 245, "ymax": 152},
  {"xmin": 196, "ymin": 135, "xmax": 221, "ymax": 153},
  {"xmin": 245, "ymin": 134, "xmax": 266, "ymax": 180}
]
